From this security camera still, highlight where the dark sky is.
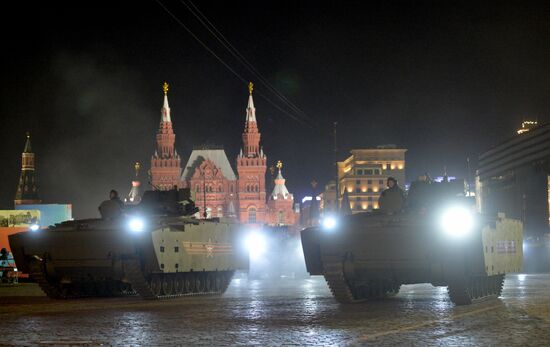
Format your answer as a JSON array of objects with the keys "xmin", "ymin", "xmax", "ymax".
[{"xmin": 2, "ymin": 1, "xmax": 550, "ymax": 218}]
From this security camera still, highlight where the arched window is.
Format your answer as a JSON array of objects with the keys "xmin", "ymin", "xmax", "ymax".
[
  {"xmin": 278, "ymin": 211, "xmax": 285, "ymax": 224},
  {"xmin": 195, "ymin": 185, "xmax": 200, "ymax": 192},
  {"xmin": 248, "ymin": 207, "xmax": 257, "ymax": 223},
  {"xmin": 230, "ymin": 185, "xmax": 234, "ymax": 193}
]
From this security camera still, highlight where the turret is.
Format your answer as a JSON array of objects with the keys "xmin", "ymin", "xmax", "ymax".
[{"xmin": 14, "ymin": 133, "xmax": 41, "ymax": 206}]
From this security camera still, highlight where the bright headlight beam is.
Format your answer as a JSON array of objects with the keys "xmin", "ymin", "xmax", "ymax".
[
  {"xmin": 440, "ymin": 206, "xmax": 474, "ymax": 237},
  {"xmin": 128, "ymin": 218, "xmax": 145, "ymax": 233},
  {"xmin": 322, "ymin": 216, "xmax": 337, "ymax": 230},
  {"xmin": 29, "ymin": 224, "xmax": 40, "ymax": 231},
  {"xmin": 245, "ymin": 231, "xmax": 266, "ymax": 257}
]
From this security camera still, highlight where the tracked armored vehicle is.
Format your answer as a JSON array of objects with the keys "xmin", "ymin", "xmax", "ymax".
[
  {"xmin": 9, "ymin": 189, "xmax": 248, "ymax": 299},
  {"xmin": 301, "ymin": 178, "xmax": 523, "ymax": 305}
]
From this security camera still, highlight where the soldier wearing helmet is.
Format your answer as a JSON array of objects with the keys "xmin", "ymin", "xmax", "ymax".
[{"xmin": 378, "ymin": 177, "xmax": 405, "ymax": 213}]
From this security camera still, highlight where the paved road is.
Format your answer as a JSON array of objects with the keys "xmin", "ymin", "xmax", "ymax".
[{"xmin": 1, "ymin": 273, "xmax": 549, "ymax": 346}]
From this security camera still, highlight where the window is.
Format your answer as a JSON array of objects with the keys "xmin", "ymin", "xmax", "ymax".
[
  {"xmin": 356, "ymin": 197, "xmax": 361, "ymax": 201},
  {"xmin": 368, "ymin": 197, "xmax": 373, "ymax": 201},
  {"xmin": 356, "ymin": 180, "xmax": 361, "ymax": 185},
  {"xmin": 196, "ymin": 185, "xmax": 200, "ymax": 192},
  {"xmin": 374, "ymin": 169, "xmax": 381, "ymax": 175},
  {"xmin": 355, "ymin": 188, "xmax": 361, "ymax": 193},
  {"xmin": 248, "ymin": 208, "xmax": 257, "ymax": 223},
  {"xmin": 278, "ymin": 211, "xmax": 284, "ymax": 224},
  {"xmin": 217, "ymin": 206, "xmax": 223, "ymax": 218},
  {"xmin": 368, "ymin": 188, "xmax": 373, "ymax": 192},
  {"xmin": 174, "ymin": 246, "xmax": 179, "ymax": 253},
  {"xmin": 365, "ymin": 169, "xmax": 373, "ymax": 175},
  {"xmin": 386, "ymin": 163, "xmax": 391, "ymax": 170},
  {"xmin": 367, "ymin": 180, "xmax": 372, "ymax": 184},
  {"xmin": 230, "ymin": 185, "xmax": 234, "ymax": 193},
  {"xmin": 379, "ymin": 180, "xmax": 384, "ymax": 185},
  {"xmin": 160, "ymin": 246, "xmax": 165, "ymax": 253},
  {"xmin": 357, "ymin": 169, "xmax": 363, "ymax": 175}
]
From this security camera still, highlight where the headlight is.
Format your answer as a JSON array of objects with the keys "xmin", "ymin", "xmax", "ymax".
[
  {"xmin": 440, "ymin": 206, "xmax": 474, "ymax": 237},
  {"xmin": 29, "ymin": 224, "xmax": 40, "ymax": 232},
  {"xmin": 245, "ymin": 231, "xmax": 266, "ymax": 257},
  {"xmin": 322, "ymin": 216, "xmax": 337, "ymax": 230},
  {"xmin": 128, "ymin": 217, "xmax": 145, "ymax": 233}
]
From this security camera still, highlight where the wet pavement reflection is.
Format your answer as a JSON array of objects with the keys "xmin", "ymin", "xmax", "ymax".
[{"xmin": 1, "ymin": 274, "xmax": 550, "ymax": 345}]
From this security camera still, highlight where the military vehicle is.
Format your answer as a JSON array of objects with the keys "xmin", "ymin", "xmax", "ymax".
[
  {"xmin": 9, "ymin": 189, "xmax": 248, "ymax": 299},
  {"xmin": 301, "ymin": 178, "xmax": 523, "ymax": 305}
]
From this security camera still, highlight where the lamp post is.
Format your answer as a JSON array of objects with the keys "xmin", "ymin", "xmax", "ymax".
[
  {"xmin": 334, "ymin": 121, "xmax": 339, "ymax": 214},
  {"xmin": 202, "ymin": 170, "xmax": 207, "ymax": 219}
]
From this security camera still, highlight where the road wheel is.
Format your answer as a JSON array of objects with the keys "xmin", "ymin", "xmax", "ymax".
[
  {"xmin": 447, "ymin": 280, "xmax": 473, "ymax": 305},
  {"xmin": 193, "ymin": 273, "xmax": 205, "ymax": 293},
  {"xmin": 149, "ymin": 274, "xmax": 162, "ymax": 296},
  {"xmin": 205, "ymin": 273, "xmax": 215, "ymax": 292},
  {"xmin": 214, "ymin": 273, "xmax": 223, "ymax": 292},
  {"xmin": 174, "ymin": 274, "xmax": 185, "ymax": 295},
  {"xmin": 162, "ymin": 275, "xmax": 174, "ymax": 296}
]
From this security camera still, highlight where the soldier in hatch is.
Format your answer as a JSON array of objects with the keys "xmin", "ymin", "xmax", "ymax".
[
  {"xmin": 98, "ymin": 189, "xmax": 124, "ymax": 219},
  {"xmin": 378, "ymin": 177, "xmax": 405, "ymax": 214}
]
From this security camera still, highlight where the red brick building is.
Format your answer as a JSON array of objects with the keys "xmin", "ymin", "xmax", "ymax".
[
  {"xmin": 149, "ymin": 82, "xmax": 298, "ymax": 227},
  {"xmin": 266, "ymin": 162, "xmax": 299, "ymax": 226},
  {"xmin": 150, "ymin": 82, "xmax": 182, "ymax": 190}
]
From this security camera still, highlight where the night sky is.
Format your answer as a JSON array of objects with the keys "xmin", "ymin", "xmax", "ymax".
[{"xmin": 2, "ymin": 1, "xmax": 550, "ymax": 218}]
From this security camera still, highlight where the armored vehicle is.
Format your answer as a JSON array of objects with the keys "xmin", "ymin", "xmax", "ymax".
[
  {"xmin": 9, "ymin": 189, "xmax": 248, "ymax": 299},
  {"xmin": 301, "ymin": 178, "xmax": 523, "ymax": 305}
]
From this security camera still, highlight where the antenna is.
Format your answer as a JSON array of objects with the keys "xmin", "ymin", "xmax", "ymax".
[
  {"xmin": 333, "ymin": 121, "xmax": 339, "ymax": 213},
  {"xmin": 466, "ymin": 157, "xmax": 472, "ymax": 196}
]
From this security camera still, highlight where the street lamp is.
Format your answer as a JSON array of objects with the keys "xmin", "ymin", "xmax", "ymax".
[{"xmin": 202, "ymin": 170, "xmax": 207, "ymax": 219}]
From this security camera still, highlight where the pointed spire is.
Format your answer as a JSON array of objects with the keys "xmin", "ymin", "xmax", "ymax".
[
  {"xmin": 161, "ymin": 82, "xmax": 171, "ymax": 122},
  {"xmin": 15, "ymin": 133, "xmax": 40, "ymax": 205},
  {"xmin": 271, "ymin": 161, "xmax": 290, "ymax": 199},
  {"xmin": 246, "ymin": 81, "xmax": 256, "ymax": 122},
  {"xmin": 24, "ymin": 132, "xmax": 32, "ymax": 153}
]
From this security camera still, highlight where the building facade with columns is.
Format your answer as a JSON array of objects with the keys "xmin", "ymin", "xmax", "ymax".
[
  {"xmin": 330, "ymin": 146, "xmax": 407, "ymax": 213},
  {"xmin": 149, "ymin": 82, "xmax": 298, "ymax": 226}
]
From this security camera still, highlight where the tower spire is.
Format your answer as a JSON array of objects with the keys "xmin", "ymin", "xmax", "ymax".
[
  {"xmin": 150, "ymin": 82, "xmax": 181, "ymax": 190},
  {"xmin": 161, "ymin": 82, "xmax": 171, "ymax": 122},
  {"xmin": 14, "ymin": 132, "xmax": 41, "ymax": 206},
  {"xmin": 246, "ymin": 82, "xmax": 256, "ymax": 121},
  {"xmin": 271, "ymin": 160, "xmax": 290, "ymax": 199},
  {"xmin": 242, "ymin": 82, "xmax": 260, "ymax": 157}
]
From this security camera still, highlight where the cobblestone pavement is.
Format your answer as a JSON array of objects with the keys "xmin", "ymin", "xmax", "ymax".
[{"xmin": 1, "ymin": 273, "xmax": 549, "ymax": 346}]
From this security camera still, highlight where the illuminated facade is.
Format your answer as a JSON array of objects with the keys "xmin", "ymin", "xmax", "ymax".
[
  {"xmin": 266, "ymin": 162, "xmax": 299, "ymax": 226},
  {"xmin": 150, "ymin": 82, "xmax": 298, "ymax": 226},
  {"xmin": 181, "ymin": 148, "xmax": 238, "ymax": 219},
  {"xmin": 334, "ymin": 146, "xmax": 406, "ymax": 213},
  {"xmin": 14, "ymin": 133, "xmax": 41, "ymax": 206},
  {"xmin": 517, "ymin": 120, "xmax": 538, "ymax": 135},
  {"xmin": 236, "ymin": 83, "xmax": 267, "ymax": 224},
  {"xmin": 150, "ymin": 83, "xmax": 182, "ymax": 190}
]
